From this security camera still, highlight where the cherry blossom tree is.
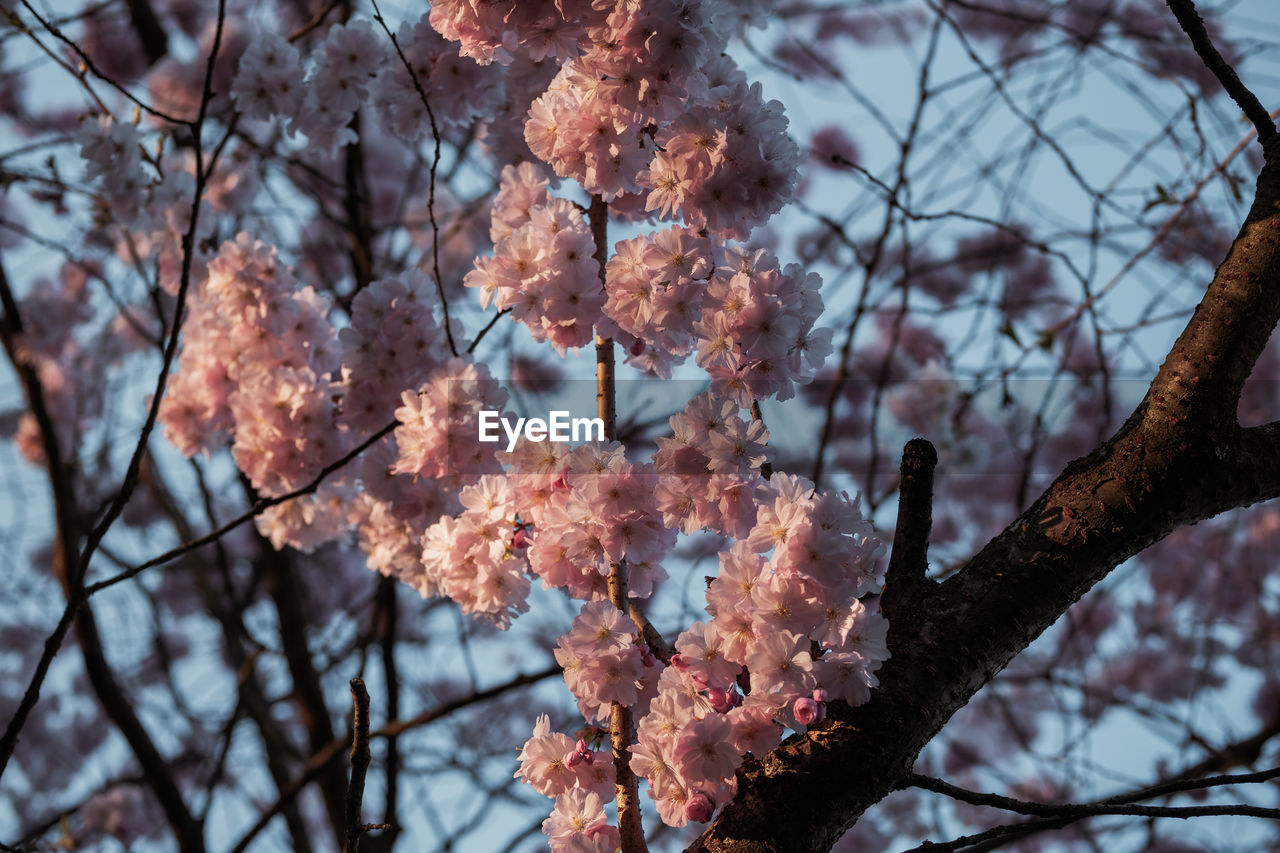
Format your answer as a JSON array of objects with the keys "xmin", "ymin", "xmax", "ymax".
[{"xmin": 0, "ymin": 1, "xmax": 1278, "ymax": 852}]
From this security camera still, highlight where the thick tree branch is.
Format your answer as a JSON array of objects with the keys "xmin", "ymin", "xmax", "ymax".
[{"xmin": 688, "ymin": 35, "xmax": 1280, "ymax": 853}]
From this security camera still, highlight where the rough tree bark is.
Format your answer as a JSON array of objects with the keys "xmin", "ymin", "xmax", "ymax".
[{"xmin": 688, "ymin": 6, "xmax": 1280, "ymax": 851}]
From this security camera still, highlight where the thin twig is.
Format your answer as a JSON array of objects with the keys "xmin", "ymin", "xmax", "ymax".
[
  {"xmin": 88, "ymin": 417, "xmax": 399, "ymax": 596},
  {"xmin": 16, "ymin": 1, "xmax": 192, "ymax": 125},
  {"xmin": 588, "ymin": 194, "xmax": 646, "ymax": 853},
  {"xmin": 901, "ymin": 770, "xmax": 1280, "ymax": 853},
  {"xmin": 342, "ymin": 679, "xmax": 373, "ymax": 853},
  {"xmin": 468, "ymin": 307, "xmax": 512, "ymax": 354},
  {"xmin": 228, "ymin": 664, "xmax": 561, "ymax": 853},
  {"xmin": 370, "ymin": 0, "xmax": 458, "ymax": 357}
]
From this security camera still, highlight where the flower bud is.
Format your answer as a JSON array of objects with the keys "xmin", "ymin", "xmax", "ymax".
[
  {"xmin": 793, "ymin": 695, "xmax": 825, "ymax": 726},
  {"xmin": 707, "ymin": 687, "xmax": 742, "ymax": 714},
  {"xmin": 686, "ymin": 791, "xmax": 715, "ymax": 823}
]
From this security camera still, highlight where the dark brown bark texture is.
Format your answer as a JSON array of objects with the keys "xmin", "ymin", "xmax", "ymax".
[{"xmin": 687, "ymin": 142, "xmax": 1280, "ymax": 852}]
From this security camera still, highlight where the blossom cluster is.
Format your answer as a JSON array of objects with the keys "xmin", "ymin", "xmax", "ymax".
[
  {"xmin": 232, "ymin": 16, "xmax": 500, "ymax": 154},
  {"xmin": 418, "ymin": 0, "xmax": 876, "ymax": 843},
  {"xmin": 508, "ymin": 455, "xmax": 887, "ymax": 837},
  {"xmin": 509, "ymin": 1, "xmax": 799, "ymax": 227},
  {"xmin": 508, "ymin": 439, "xmax": 674, "ymax": 603},
  {"xmin": 459, "ymin": 0, "xmax": 821, "ymax": 393},
  {"xmin": 636, "ymin": 75, "xmax": 801, "ymax": 238},
  {"xmin": 172, "ymin": 1, "xmax": 878, "ymax": 845},
  {"xmin": 555, "ymin": 601, "xmax": 660, "ymax": 724},
  {"xmin": 391, "ymin": 357, "xmax": 509, "ymax": 488},
  {"xmin": 623, "ymin": 471, "xmax": 887, "ymax": 829},
  {"xmin": 157, "ymin": 236, "xmax": 491, "ymax": 556},
  {"xmin": 471, "ymin": 173, "xmax": 832, "ymax": 396},
  {"xmin": 158, "ymin": 233, "xmax": 346, "ymax": 497},
  {"xmin": 464, "ymin": 163, "xmax": 603, "ymax": 353},
  {"xmin": 653, "ymin": 393, "xmax": 773, "ymax": 537},
  {"xmin": 417, "ymin": 475, "xmax": 530, "ymax": 626},
  {"xmin": 599, "ymin": 226, "xmax": 712, "ymax": 378},
  {"xmin": 695, "ymin": 248, "xmax": 832, "ymax": 405},
  {"xmin": 441, "ymin": 387, "xmax": 882, "ymax": 840}
]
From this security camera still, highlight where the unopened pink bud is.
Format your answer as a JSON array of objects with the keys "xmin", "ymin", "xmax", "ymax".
[
  {"xmin": 812, "ymin": 688, "xmax": 829, "ymax": 703},
  {"xmin": 707, "ymin": 687, "xmax": 742, "ymax": 713},
  {"xmin": 629, "ymin": 338, "xmax": 646, "ymax": 357},
  {"xmin": 686, "ymin": 791, "xmax": 715, "ymax": 823},
  {"xmin": 793, "ymin": 696, "xmax": 825, "ymax": 726},
  {"xmin": 639, "ymin": 643, "xmax": 656, "ymax": 667},
  {"xmin": 565, "ymin": 748, "xmax": 585, "ymax": 768},
  {"xmin": 670, "ymin": 653, "xmax": 688, "ymax": 669},
  {"xmin": 512, "ymin": 527, "xmax": 531, "ymax": 549}
]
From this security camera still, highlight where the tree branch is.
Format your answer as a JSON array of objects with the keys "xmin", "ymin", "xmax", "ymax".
[
  {"xmin": 905, "ymin": 763, "xmax": 1280, "ymax": 852},
  {"xmin": 1165, "ymin": 0, "xmax": 1277, "ymax": 146},
  {"xmin": 908, "ymin": 770, "xmax": 1280, "ymax": 818},
  {"xmin": 897, "ymin": 797, "xmax": 1280, "ymax": 853},
  {"xmin": 124, "ymin": 0, "xmax": 168, "ymax": 66},
  {"xmin": 342, "ymin": 678, "xmax": 374, "ymax": 853},
  {"xmin": 881, "ymin": 438, "xmax": 938, "ymax": 626},
  {"xmin": 589, "ymin": 192, "xmax": 646, "ymax": 853},
  {"xmin": 229, "ymin": 664, "xmax": 562, "ymax": 853},
  {"xmin": 259, "ymin": 543, "xmax": 349, "ymax": 843},
  {"xmin": 370, "ymin": 0, "xmax": 457, "ymax": 357},
  {"xmin": 688, "ymin": 28, "xmax": 1280, "ymax": 850},
  {"xmin": 0, "ymin": 258, "xmax": 205, "ymax": 851}
]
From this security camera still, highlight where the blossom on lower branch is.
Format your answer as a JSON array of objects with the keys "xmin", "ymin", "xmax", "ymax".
[
  {"xmin": 544, "ymin": 790, "xmax": 622, "ymax": 853},
  {"xmin": 517, "ymin": 715, "xmax": 615, "ymax": 801}
]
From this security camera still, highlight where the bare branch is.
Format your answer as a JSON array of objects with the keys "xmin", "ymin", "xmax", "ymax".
[
  {"xmin": 1165, "ymin": 0, "xmax": 1277, "ymax": 146},
  {"xmin": 343, "ymin": 678, "xmax": 373, "ymax": 853}
]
